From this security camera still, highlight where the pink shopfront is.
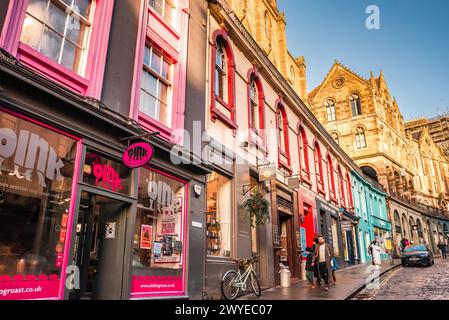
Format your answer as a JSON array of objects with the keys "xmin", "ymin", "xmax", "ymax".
[{"xmin": 0, "ymin": 108, "xmax": 190, "ymax": 300}]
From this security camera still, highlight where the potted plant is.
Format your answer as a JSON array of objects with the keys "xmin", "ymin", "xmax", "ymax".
[{"xmin": 243, "ymin": 189, "xmax": 270, "ymax": 227}]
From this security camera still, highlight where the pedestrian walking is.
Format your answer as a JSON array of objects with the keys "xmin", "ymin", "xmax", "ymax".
[
  {"xmin": 437, "ymin": 241, "xmax": 447, "ymax": 259},
  {"xmin": 330, "ymin": 257, "xmax": 339, "ymax": 284},
  {"xmin": 368, "ymin": 241, "xmax": 382, "ymax": 266},
  {"xmin": 305, "ymin": 247, "xmax": 315, "ymax": 288},
  {"xmin": 311, "ymin": 237, "xmax": 320, "ymax": 287},
  {"xmin": 312, "ymin": 235, "xmax": 334, "ymax": 292}
]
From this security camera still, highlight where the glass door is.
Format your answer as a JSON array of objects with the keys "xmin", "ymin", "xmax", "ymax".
[{"xmin": 70, "ymin": 191, "xmax": 128, "ymax": 300}]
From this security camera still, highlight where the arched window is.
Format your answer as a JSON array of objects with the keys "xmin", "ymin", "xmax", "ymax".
[
  {"xmin": 314, "ymin": 141, "xmax": 324, "ymax": 192},
  {"xmin": 327, "ymin": 153, "xmax": 336, "ymax": 197},
  {"xmin": 276, "ymin": 101, "xmax": 291, "ymax": 171},
  {"xmin": 215, "ymin": 40, "xmax": 228, "ymax": 101},
  {"xmin": 350, "ymin": 93, "xmax": 362, "ymax": 116},
  {"xmin": 338, "ymin": 165, "xmax": 346, "ymax": 207},
  {"xmin": 331, "ymin": 132, "xmax": 339, "ymax": 145},
  {"xmin": 325, "ymin": 100, "xmax": 336, "ymax": 122},
  {"xmin": 247, "ymin": 69, "xmax": 266, "ymax": 152},
  {"xmin": 346, "ymin": 172, "xmax": 354, "ymax": 208},
  {"xmin": 210, "ymin": 30, "xmax": 236, "ymax": 129},
  {"xmin": 355, "ymin": 127, "xmax": 367, "ymax": 149},
  {"xmin": 298, "ymin": 124, "xmax": 310, "ymax": 181}
]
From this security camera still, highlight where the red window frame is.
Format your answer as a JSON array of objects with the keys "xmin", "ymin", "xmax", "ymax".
[
  {"xmin": 346, "ymin": 171, "xmax": 354, "ymax": 211},
  {"xmin": 276, "ymin": 98, "xmax": 291, "ymax": 173},
  {"xmin": 0, "ymin": 0, "xmax": 114, "ymax": 99},
  {"xmin": 297, "ymin": 121, "xmax": 310, "ymax": 184},
  {"xmin": 327, "ymin": 152, "xmax": 337, "ymax": 202},
  {"xmin": 314, "ymin": 140, "xmax": 325, "ymax": 196},
  {"xmin": 209, "ymin": 29, "xmax": 237, "ymax": 130},
  {"xmin": 246, "ymin": 67, "xmax": 267, "ymax": 155},
  {"xmin": 338, "ymin": 165, "xmax": 346, "ymax": 208}
]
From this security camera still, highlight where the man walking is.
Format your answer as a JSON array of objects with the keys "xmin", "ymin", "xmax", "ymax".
[{"xmin": 312, "ymin": 235, "xmax": 334, "ymax": 292}]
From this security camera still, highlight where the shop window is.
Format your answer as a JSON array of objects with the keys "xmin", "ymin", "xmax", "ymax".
[
  {"xmin": 0, "ymin": 109, "xmax": 79, "ymax": 300},
  {"xmin": 206, "ymin": 172, "xmax": 232, "ymax": 258},
  {"xmin": 331, "ymin": 217, "xmax": 340, "ymax": 256},
  {"xmin": 131, "ymin": 168, "xmax": 187, "ymax": 298},
  {"xmin": 140, "ymin": 45, "xmax": 173, "ymax": 128},
  {"xmin": 20, "ymin": 0, "xmax": 94, "ymax": 74},
  {"xmin": 149, "ymin": 0, "xmax": 176, "ymax": 27}
]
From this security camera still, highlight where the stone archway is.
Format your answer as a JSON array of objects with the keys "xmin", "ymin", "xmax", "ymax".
[
  {"xmin": 426, "ymin": 220, "xmax": 436, "ymax": 252},
  {"xmin": 361, "ymin": 166, "xmax": 378, "ymax": 182},
  {"xmin": 401, "ymin": 214, "xmax": 409, "ymax": 240},
  {"xmin": 408, "ymin": 216, "xmax": 417, "ymax": 243},
  {"xmin": 416, "ymin": 219, "xmax": 424, "ymax": 244}
]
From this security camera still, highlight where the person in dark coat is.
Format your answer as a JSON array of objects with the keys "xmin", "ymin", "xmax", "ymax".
[
  {"xmin": 312, "ymin": 235, "xmax": 334, "ymax": 292},
  {"xmin": 437, "ymin": 241, "xmax": 447, "ymax": 259},
  {"xmin": 305, "ymin": 247, "xmax": 315, "ymax": 288},
  {"xmin": 311, "ymin": 237, "xmax": 320, "ymax": 287}
]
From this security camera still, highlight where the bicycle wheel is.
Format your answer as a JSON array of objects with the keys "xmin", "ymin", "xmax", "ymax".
[
  {"xmin": 221, "ymin": 270, "xmax": 240, "ymax": 300},
  {"xmin": 249, "ymin": 271, "xmax": 261, "ymax": 297}
]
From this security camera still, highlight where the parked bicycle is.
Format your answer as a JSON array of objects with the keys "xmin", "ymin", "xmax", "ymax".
[{"xmin": 221, "ymin": 255, "xmax": 261, "ymax": 300}]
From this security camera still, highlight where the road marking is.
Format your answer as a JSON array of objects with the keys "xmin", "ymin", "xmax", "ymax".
[{"xmin": 365, "ymin": 267, "xmax": 402, "ymax": 300}]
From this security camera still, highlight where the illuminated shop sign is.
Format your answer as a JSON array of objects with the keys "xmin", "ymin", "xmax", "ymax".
[
  {"xmin": 83, "ymin": 152, "xmax": 132, "ymax": 195},
  {"xmin": 123, "ymin": 142, "xmax": 153, "ymax": 168}
]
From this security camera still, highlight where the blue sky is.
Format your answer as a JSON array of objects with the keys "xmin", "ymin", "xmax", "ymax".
[{"xmin": 277, "ymin": 0, "xmax": 449, "ymax": 120}]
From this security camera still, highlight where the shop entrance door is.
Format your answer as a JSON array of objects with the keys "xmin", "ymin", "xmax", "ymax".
[
  {"xmin": 70, "ymin": 191, "xmax": 129, "ymax": 300},
  {"xmin": 346, "ymin": 231, "xmax": 355, "ymax": 265},
  {"xmin": 279, "ymin": 214, "xmax": 294, "ymax": 274}
]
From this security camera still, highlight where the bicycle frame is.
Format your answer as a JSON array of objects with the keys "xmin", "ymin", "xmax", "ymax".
[{"xmin": 230, "ymin": 262, "xmax": 256, "ymax": 291}]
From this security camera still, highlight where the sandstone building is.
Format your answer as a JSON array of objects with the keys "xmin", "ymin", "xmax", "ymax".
[{"xmin": 308, "ymin": 61, "xmax": 449, "ymax": 211}]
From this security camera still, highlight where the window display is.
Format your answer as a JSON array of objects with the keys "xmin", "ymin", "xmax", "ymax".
[
  {"xmin": 206, "ymin": 172, "xmax": 232, "ymax": 257},
  {"xmin": 131, "ymin": 167, "xmax": 186, "ymax": 298},
  {"xmin": 331, "ymin": 217, "xmax": 340, "ymax": 256},
  {"xmin": 0, "ymin": 110, "xmax": 79, "ymax": 300}
]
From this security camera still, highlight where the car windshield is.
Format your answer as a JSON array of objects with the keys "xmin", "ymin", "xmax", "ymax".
[{"xmin": 404, "ymin": 245, "xmax": 427, "ymax": 252}]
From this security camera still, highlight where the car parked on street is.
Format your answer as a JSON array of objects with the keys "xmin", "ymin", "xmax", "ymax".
[{"xmin": 401, "ymin": 244, "xmax": 434, "ymax": 267}]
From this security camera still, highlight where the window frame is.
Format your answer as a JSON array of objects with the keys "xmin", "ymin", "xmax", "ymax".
[
  {"xmin": 325, "ymin": 99, "xmax": 336, "ymax": 122},
  {"xmin": 247, "ymin": 67, "xmax": 267, "ymax": 155},
  {"xmin": 297, "ymin": 121, "xmax": 310, "ymax": 184},
  {"xmin": 0, "ymin": 0, "xmax": 113, "ymax": 98},
  {"xmin": 313, "ymin": 140, "xmax": 325, "ymax": 196},
  {"xmin": 350, "ymin": 93, "xmax": 362, "ymax": 117},
  {"xmin": 130, "ymin": 0, "xmax": 189, "ymax": 144},
  {"xmin": 327, "ymin": 152, "xmax": 337, "ymax": 202},
  {"xmin": 338, "ymin": 165, "xmax": 346, "ymax": 208},
  {"xmin": 276, "ymin": 98, "xmax": 292, "ymax": 173},
  {"xmin": 355, "ymin": 126, "xmax": 367, "ymax": 149},
  {"xmin": 210, "ymin": 29, "xmax": 237, "ymax": 130},
  {"xmin": 139, "ymin": 44, "xmax": 174, "ymax": 128}
]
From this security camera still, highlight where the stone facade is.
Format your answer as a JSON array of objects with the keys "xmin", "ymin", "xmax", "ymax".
[
  {"xmin": 308, "ymin": 61, "xmax": 449, "ymax": 211},
  {"xmin": 225, "ymin": 0, "xmax": 308, "ymax": 102}
]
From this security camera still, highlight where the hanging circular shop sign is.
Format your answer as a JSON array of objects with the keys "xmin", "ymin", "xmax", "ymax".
[{"xmin": 123, "ymin": 142, "xmax": 153, "ymax": 168}]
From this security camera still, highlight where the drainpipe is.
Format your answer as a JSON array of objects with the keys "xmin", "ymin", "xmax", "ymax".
[{"xmin": 202, "ymin": 5, "xmax": 212, "ymax": 301}]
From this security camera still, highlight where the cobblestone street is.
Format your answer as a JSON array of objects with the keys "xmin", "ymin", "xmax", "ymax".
[{"xmin": 355, "ymin": 258, "xmax": 449, "ymax": 300}]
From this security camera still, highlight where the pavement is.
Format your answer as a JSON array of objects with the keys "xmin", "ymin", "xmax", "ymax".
[
  {"xmin": 354, "ymin": 258, "xmax": 449, "ymax": 300},
  {"xmin": 239, "ymin": 259, "xmax": 401, "ymax": 300}
]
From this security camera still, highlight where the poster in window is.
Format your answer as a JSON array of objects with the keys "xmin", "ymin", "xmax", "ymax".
[{"xmin": 140, "ymin": 224, "xmax": 152, "ymax": 249}]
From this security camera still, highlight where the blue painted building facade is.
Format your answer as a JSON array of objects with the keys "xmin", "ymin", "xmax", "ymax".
[{"xmin": 351, "ymin": 170, "xmax": 391, "ymax": 263}]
